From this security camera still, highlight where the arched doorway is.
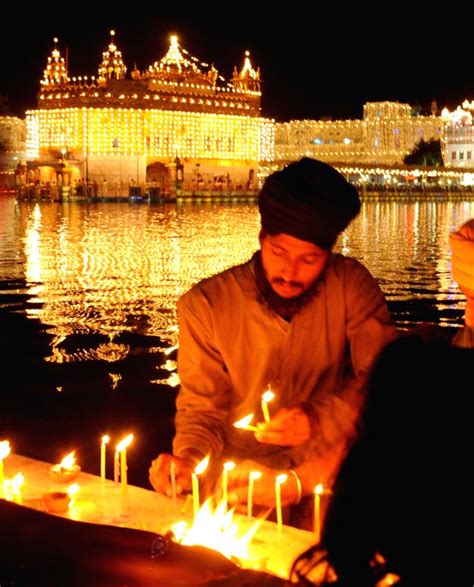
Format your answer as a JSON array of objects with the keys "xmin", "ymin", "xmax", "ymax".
[{"xmin": 146, "ymin": 162, "xmax": 170, "ymax": 195}]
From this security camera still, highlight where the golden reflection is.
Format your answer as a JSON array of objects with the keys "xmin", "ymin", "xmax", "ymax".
[{"xmin": 2, "ymin": 198, "xmax": 474, "ymax": 366}]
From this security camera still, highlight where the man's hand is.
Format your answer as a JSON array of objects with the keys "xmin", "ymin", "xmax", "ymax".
[
  {"xmin": 149, "ymin": 453, "xmax": 194, "ymax": 496},
  {"xmin": 255, "ymin": 406, "xmax": 312, "ymax": 446}
]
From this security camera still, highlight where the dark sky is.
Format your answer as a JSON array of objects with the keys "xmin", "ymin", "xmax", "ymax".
[{"xmin": 1, "ymin": 11, "xmax": 472, "ymax": 122}]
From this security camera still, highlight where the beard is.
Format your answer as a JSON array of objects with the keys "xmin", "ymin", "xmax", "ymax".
[{"xmin": 253, "ymin": 252, "xmax": 321, "ymax": 321}]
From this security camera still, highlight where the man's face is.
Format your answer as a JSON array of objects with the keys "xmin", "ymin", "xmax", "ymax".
[{"xmin": 259, "ymin": 232, "xmax": 330, "ymax": 299}]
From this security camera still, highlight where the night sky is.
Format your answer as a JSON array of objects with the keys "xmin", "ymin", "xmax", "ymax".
[{"xmin": 1, "ymin": 11, "xmax": 472, "ymax": 122}]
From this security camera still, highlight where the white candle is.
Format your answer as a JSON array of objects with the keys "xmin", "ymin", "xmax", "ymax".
[
  {"xmin": 0, "ymin": 441, "xmax": 11, "ymax": 486},
  {"xmin": 222, "ymin": 461, "xmax": 235, "ymax": 509},
  {"xmin": 233, "ymin": 413, "xmax": 259, "ymax": 432},
  {"xmin": 100, "ymin": 435, "xmax": 110, "ymax": 481},
  {"xmin": 275, "ymin": 473, "xmax": 288, "ymax": 531},
  {"xmin": 192, "ymin": 455, "xmax": 210, "ymax": 519},
  {"xmin": 247, "ymin": 470, "xmax": 262, "ymax": 519},
  {"xmin": 114, "ymin": 450, "xmax": 120, "ymax": 484},
  {"xmin": 116, "ymin": 434, "xmax": 133, "ymax": 494},
  {"xmin": 261, "ymin": 389, "xmax": 275, "ymax": 423},
  {"xmin": 170, "ymin": 460, "xmax": 177, "ymax": 500},
  {"xmin": 314, "ymin": 484, "xmax": 324, "ymax": 542}
]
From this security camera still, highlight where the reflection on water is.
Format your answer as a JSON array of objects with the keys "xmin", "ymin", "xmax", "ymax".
[
  {"xmin": 1, "ymin": 198, "xmax": 473, "ymax": 348},
  {"xmin": 1, "ymin": 196, "xmax": 473, "ymax": 486}
]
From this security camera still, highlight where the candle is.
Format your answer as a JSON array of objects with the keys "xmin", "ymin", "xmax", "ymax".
[
  {"xmin": 114, "ymin": 450, "xmax": 120, "ymax": 484},
  {"xmin": 100, "ymin": 435, "xmax": 110, "ymax": 481},
  {"xmin": 261, "ymin": 388, "xmax": 275, "ymax": 423},
  {"xmin": 116, "ymin": 434, "xmax": 134, "ymax": 494},
  {"xmin": 192, "ymin": 455, "xmax": 210, "ymax": 519},
  {"xmin": 49, "ymin": 451, "xmax": 80, "ymax": 483},
  {"xmin": 222, "ymin": 461, "xmax": 235, "ymax": 509},
  {"xmin": 275, "ymin": 473, "xmax": 288, "ymax": 531},
  {"xmin": 233, "ymin": 413, "xmax": 259, "ymax": 432},
  {"xmin": 170, "ymin": 460, "xmax": 177, "ymax": 500},
  {"xmin": 247, "ymin": 470, "xmax": 262, "ymax": 519},
  {"xmin": 0, "ymin": 440, "xmax": 11, "ymax": 486},
  {"xmin": 314, "ymin": 483, "xmax": 324, "ymax": 542}
]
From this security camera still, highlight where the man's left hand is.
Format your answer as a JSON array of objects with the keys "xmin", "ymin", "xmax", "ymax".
[{"xmin": 255, "ymin": 406, "xmax": 312, "ymax": 446}]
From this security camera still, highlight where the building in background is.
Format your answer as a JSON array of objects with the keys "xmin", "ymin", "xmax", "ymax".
[
  {"xmin": 441, "ymin": 100, "xmax": 474, "ymax": 170},
  {"xmin": 25, "ymin": 32, "xmax": 274, "ymax": 196},
  {"xmin": 0, "ymin": 116, "xmax": 26, "ymax": 190},
  {"xmin": 274, "ymin": 101, "xmax": 442, "ymax": 166}
]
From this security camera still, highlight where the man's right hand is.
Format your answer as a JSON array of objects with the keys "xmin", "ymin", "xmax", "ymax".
[{"xmin": 148, "ymin": 454, "xmax": 194, "ymax": 496}]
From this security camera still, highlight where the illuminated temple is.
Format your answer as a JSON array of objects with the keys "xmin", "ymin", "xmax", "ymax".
[{"xmin": 25, "ymin": 32, "xmax": 274, "ymax": 196}]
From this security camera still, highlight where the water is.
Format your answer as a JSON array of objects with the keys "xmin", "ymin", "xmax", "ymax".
[{"xmin": 1, "ymin": 196, "xmax": 473, "ymax": 488}]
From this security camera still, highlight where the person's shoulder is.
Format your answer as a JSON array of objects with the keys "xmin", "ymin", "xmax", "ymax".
[
  {"xmin": 178, "ymin": 257, "xmax": 255, "ymax": 307},
  {"xmin": 329, "ymin": 253, "xmax": 373, "ymax": 278}
]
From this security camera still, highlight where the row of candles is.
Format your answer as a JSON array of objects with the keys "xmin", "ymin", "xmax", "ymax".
[
  {"xmin": 183, "ymin": 452, "xmax": 324, "ymax": 539},
  {"xmin": 2, "ymin": 435, "xmax": 324, "ymax": 539},
  {"xmin": 1, "ymin": 386, "xmax": 325, "ymax": 538}
]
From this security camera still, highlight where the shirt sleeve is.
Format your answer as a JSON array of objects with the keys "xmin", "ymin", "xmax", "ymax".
[
  {"xmin": 299, "ymin": 260, "xmax": 398, "ymax": 483},
  {"xmin": 173, "ymin": 292, "xmax": 231, "ymax": 461}
]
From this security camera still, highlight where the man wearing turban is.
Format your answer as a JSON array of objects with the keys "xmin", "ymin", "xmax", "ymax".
[
  {"xmin": 149, "ymin": 158, "xmax": 397, "ymax": 527},
  {"xmin": 450, "ymin": 218, "xmax": 474, "ymax": 348}
]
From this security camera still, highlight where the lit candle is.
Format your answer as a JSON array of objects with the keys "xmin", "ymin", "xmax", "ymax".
[
  {"xmin": 233, "ymin": 413, "xmax": 259, "ymax": 432},
  {"xmin": 314, "ymin": 483, "xmax": 324, "ymax": 542},
  {"xmin": 261, "ymin": 388, "xmax": 275, "ymax": 423},
  {"xmin": 114, "ymin": 449, "xmax": 120, "ymax": 484},
  {"xmin": 275, "ymin": 473, "xmax": 288, "ymax": 531},
  {"xmin": 100, "ymin": 435, "xmax": 110, "ymax": 481},
  {"xmin": 0, "ymin": 441, "xmax": 11, "ymax": 486},
  {"xmin": 170, "ymin": 460, "xmax": 177, "ymax": 500},
  {"xmin": 247, "ymin": 470, "xmax": 262, "ymax": 519},
  {"xmin": 58, "ymin": 451, "xmax": 76, "ymax": 471},
  {"xmin": 116, "ymin": 434, "xmax": 134, "ymax": 494},
  {"xmin": 191, "ymin": 455, "xmax": 210, "ymax": 519},
  {"xmin": 222, "ymin": 461, "xmax": 235, "ymax": 509}
]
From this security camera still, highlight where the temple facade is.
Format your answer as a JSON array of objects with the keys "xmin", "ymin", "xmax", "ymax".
[
  {"xmin": 274, "ymin": 101, "xmax": 443, "ymax": 166},
  {"xmin": 441, "ymin": 100, "xmax": 474, "ymax": 169},
  {"xmin": 25, "ymin": 32, "xmax": 274, "ymax": 195},
  {"xmin": 0, "ymin": 116, "xmax": 26, "ymax": 190}
]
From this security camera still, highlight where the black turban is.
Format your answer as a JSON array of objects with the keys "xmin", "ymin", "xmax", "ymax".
[{"xmin": 258, "ymin": 158, "xmax": 361, "ymax": 250}]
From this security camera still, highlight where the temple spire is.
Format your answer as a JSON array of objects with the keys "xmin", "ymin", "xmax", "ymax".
[
  {"xmin": 97, "ymin": 29, "xmax": 127, "ymax": 84},
  {"xmin": 232, "ymin": 51, "xmax": 260, "ymax": 92},
  {"xmin": 42, "ymin": 37, "xmax": 68, "ymax": 86}
]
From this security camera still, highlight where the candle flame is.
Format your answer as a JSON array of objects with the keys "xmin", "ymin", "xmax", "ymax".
[
  {"xmin": 101, "ymin": 434, "xmax": 110, "ymax": 444},
  {"xmin": 314, "ymin": 483, "xmax": 324, "ymax": 495},
  {"xmin": 60, "ymin": 451, "xmax": 76, "ymax": 469},
  {"xmin": 250, "ymin": 470, "xmax": 262, "ymax": 481},
  {"xmin": 0, "ymin": 440, "xmax": 11, "ymax": 459},
  {"xmin": 194, "ymin": 455, "xmax": 210, "ymax": 475},
  {"xmin": 276, "ymin": 473, "xmax": 288, "ymax": 485},
  {"xmin": 262, "ymin": 390, "xmax": 275, "ymax": 403},
  {"xmin": 233, "ymin": 414, "xmax": 255, "ymax": 429},
  {"xmin": 116, "ymin": 433, "xmax": 133, "ymax": 452},
  {"xmin": 171, "ymin": 497, "xmax": 262, "ymax": 561},
  {"xmin": 223, "ymin": 461, "xmax": 235, "ymax": 472}
]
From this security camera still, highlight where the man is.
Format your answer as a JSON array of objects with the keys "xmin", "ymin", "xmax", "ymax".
[{"xmin": 149, "ymin": 158, "xmax": 397, "ymax": 523}]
